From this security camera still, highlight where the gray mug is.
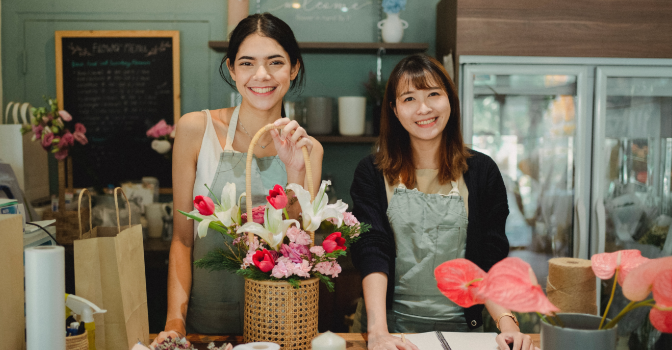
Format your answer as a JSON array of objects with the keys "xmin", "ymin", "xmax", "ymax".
[{"xmin": 305, "ymin": 97, "xmax": 333, "ymax": 135}]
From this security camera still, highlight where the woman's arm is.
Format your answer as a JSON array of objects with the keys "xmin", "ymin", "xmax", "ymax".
[
  {"xmin": 486, "ymin": 301, "xmax": 535, "ymax": 350},
  {"xmin": 152, "ymin": 112, "xmax": 205, "ymax": 346}
]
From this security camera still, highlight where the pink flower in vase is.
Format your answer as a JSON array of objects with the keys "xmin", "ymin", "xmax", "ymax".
[
  {"xmin": 147, "ymin": 119, "xmax": 174, "ymax": 138},
  {"xmin": 289, "ymin": 259, "xmax": 312, "ymax": 278},
  {"xmin": 241, "ymin": 205, "xmax": 265, "ymax": 224},
  {"xmin": 271, "ymin": 257, "xmax": 293, "ymax": 278},
  {"xmin": 54, "ymin": 149, "xmax": 69, "ymax": 161},
  {"xmin": 60, "ymin": 131, "xmax": 75, "ymax": 147},
  {"xmin": 343, "ymin": 212, "xmax": 359, "ymax": 226},
  {"xmin": 41, "ymin": 132, "xmax": 54, "ymax": 150},
  {"xmin": 314, "ymin": 260, "xmax": 342, "ymax": 278},
  {"xmin": 310, "ymin": 246, "xmax": 325, "ymax": 257},
  {"xmin": 58, "ymin": 110, "xmax": 73, "ymax": 122},
  {"xmin": 591, "ymin": 249, "xmax": 649, "ymax": 286},
  {"xmin": 73, "ymin": 123, "xmax": 88, "ymax": 145},
  {"xmin": 286, "ymin": 226, "xmax": 311, "ymax": 245}
]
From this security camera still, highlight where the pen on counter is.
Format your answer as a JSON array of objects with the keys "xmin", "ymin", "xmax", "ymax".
[{"xmin": 401, "ymin": 333, "xmax": 406, "ymax": 343}]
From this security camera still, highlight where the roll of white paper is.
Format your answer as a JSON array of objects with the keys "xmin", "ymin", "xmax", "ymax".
[
  {"xmin": 25, "ymin": 246, "xmax": 65, "ymax": 350},
  {"xmin": 232, "ymin": 342, "xmax": 281, "ymax": 350}
]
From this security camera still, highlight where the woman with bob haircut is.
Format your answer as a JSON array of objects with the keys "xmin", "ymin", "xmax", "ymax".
[
  {"xmin": 152, "ymin": 13, "xmax": 323, "ymax": 346},
  {"xmin": 350, "ymin": 54, "xmax": 534, "ymax": 350}
]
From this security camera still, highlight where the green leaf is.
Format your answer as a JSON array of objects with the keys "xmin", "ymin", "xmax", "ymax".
[
  {"xmin": 313, "ymin": 272, "xmax": 335, "ymax": 292},
  {"xmin": 287, "ymin": 277, "xmax": 301, "ymax": 289},
  {"xmin": 177, "ymin": 209, "xmax": 236, "ymax": 239}
]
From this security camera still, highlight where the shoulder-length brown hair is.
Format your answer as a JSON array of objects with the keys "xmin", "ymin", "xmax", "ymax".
[{"xmin": 376, "ymin": 54, "xmax": 471, "ymax": 187}]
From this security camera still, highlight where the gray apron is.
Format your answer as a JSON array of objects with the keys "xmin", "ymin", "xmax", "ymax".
[
  {"xmin": 353, "ymin": 180, "xmax": 478, "ymax": 333},
  {"xmin": 186, "ymin": 106, "xmax": 287, "ymax": 334}
]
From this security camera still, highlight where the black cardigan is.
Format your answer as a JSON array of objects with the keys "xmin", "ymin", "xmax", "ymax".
[{"xmin": 350, "ymin": 149, "xmax": 509, "ymax": 329}]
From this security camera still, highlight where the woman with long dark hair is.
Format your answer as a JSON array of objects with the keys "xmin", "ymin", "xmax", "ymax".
[
  {"xmin": 350, "ymin": 54, "xmax": 533, "ymax": 350},
  {"xmin": 152, "ymin": 13, "xmax": 323, "ymax": 345}
]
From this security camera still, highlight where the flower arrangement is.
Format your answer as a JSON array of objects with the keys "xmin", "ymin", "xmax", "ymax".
[
  {"xmin": 20, "ymin": 97, "xmax": 87, "ymax": 160},
  {"xmin": 179, "ymin": 181, "xmax": 369, "ymax": 290},
  {"xmin": 147, "ymin": 119, "xmax": 175, "ymax": 155},
  {"xmin": 434, "ymin": 251, "xmax": 672, "ymax": 333},
  {"xmin": 382, "ymin": 0, "xmax": 406, "ymax": 14}
]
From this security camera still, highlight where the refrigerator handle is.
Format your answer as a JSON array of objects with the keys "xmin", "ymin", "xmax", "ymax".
[
  {"xmin": 575, "ymin": 200, "xmax": 587, "ymax": 259},
  {"xmin": 596, "ymin": 198, "xmax": 606, "ymax": 254}
]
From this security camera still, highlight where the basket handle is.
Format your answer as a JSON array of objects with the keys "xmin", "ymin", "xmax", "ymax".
[
  {"xmin": 113, "ymin": 187, "xmax": 132, "ymax": 233},
  {"xmin": 78, "ymin": 188, "xmax": 93, "ymax": 239},
  {"xmin": 245, "ymin": 124, "xmax": 315, "ymax": 246}
]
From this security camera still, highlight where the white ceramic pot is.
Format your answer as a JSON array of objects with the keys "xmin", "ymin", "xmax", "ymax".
[
  {"xmin": 338, "ymin": 97, "xmax": 367, "ymax": 136},
  {"xmin": 151, "ymin": 139, "xmax": 172, "ymax": 154},
  {"xmin": 377, "ymin": 13, "xmax": 408, "ymax": 43}
]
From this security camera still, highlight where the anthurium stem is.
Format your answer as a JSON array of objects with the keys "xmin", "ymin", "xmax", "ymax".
[
  {"xmin": 551, "ymin": 312, "xmax": 565, "ymax": 328},
  {"xmin": 603, "ymin": 299, "xmax": 655, "ymax": 330},
  {"xmin": 539, "ymin": 312, "xmax": 557, "ymax": 326},
  {"xmin": 599, "ymin": 269, "xmax": 619, "ymax": 330}
]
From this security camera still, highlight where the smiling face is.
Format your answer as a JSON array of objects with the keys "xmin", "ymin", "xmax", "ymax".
[
  {"xmin": 393, "ymin": 73, "xmax": 451, "ymax": 144},
  {"xmin": 227, "ymin": 33, "xmax": 300, "ymax": 112}
]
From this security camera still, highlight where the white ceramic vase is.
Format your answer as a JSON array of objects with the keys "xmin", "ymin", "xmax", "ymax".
[{"xmin": 377, "ymin": 13, "xmax": 408, "ymax": 43}]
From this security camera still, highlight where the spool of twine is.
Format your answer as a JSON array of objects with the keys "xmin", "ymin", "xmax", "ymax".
[{"xmin": 546, "ymin": 258, "xmax": 597, "ymax": 315}]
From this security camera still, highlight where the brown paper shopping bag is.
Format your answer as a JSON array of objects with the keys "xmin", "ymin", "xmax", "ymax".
[
  {"xmin": 74, "ymin": 188, "xmax": 149, "ymax": 350},
  {"xmin": 0, "ymin": 214, "xmax": 26, "ymax": 350}
]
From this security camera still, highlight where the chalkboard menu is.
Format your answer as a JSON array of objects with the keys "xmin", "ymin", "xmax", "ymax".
[{"xmin": 55, "ymin": 31, "xmax": 180, "ymax": 189}]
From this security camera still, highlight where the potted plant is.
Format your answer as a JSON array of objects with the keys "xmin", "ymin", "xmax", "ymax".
[{"xmin": 434, "ymin": 251, "xmax": 672, "ymax": 350}]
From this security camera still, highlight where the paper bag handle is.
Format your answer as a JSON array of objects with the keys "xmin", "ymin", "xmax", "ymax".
[
  {"xmin": 244, "ymin": 125, "xmax": 315, "ymax": 246},
  {"xmin": 113, "ymin": 187, "xmax": 132, "ymax": 233},
  {"xmin": 78, "ymin": 188, "xmax": 93, "ymax": 239}
]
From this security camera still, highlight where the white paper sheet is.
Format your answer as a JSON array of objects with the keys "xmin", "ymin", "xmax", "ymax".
[{"xmin": 403, "ymin": 332, "xmax": 499, "ymax": 350}]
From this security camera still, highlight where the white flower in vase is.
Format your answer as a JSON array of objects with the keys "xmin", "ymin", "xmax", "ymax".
[{"xmin": 237, "ymin": 203, "xmax": 299, "ymax": 251}]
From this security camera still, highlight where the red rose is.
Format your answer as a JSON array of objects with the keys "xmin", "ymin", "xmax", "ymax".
[
  {"xmin": 193, "ymin": 195, "xmax": 215, "ymax": 216},
  {"xmin": 322, "ymin": 232, "xmax": 346, "ymax": 253},
  {"xmin": 266, "ymin": 184, "xmax": 288, "ymax": 210},
  {"xmin": 253, "ymin": 249, "xmax": 276, "ymax": 273}
]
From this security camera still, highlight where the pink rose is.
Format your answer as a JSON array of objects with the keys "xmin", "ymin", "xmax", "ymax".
[
  {"xmin": 58, "ymin": 110, "xmax": 73, "ymax": 122},
  {"xmin": 310, "ymin": 246, "xmax": 325, "ymax": 257},
  {"xmin": 59, "ymin": 131, "xmax": 75, "ymax": 148},
  {"xmin": 54, "ymin": 149, "xmax": 69, "ymax": 160},
  {"xmin": 281, "ymin": 243, "xmax": 311, "ymax": 264},
  {"xmin": 322, "ymin": 232, "xmax": 346, "ymax": 253},
  {"xmin": 266, "ymin": 185, "xmax": 288, "ymax": 210},
  {"xmin": 286, "ymin": 226, "xmax": 312, "ymax": 246},
  {"xmin": 75, "ymin": 123, "xmax": 86, "ymax": 134},
  {"xmin": 313, "ymin": 261, "xmax": 342, "ymax": 278},
  {"xmin": 343, "ymin": 212, "xmax": 359, "ymax": 226},
  {"xmin": 32, "ymin": 125, "xmax": 43, "ymax": 136},
  {"xmin": 146, "ymin": 120, "xmax": 174, "ymax": 138},
  {"xmin": 241, "ymin": 205, "xmax": 265, "ymax": 224},
  {"xmin": 41, "ymin": 132, "xmax": 54, "ymax": 149},
  {"xmin": 193, "ymin": 195, "xmax": 215, "ymax": 216},
  {"xmin": 73, "ymin": 131, "xmax": 88, "ymax": 145}
]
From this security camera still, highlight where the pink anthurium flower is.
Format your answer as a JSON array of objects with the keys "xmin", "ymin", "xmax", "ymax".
[
  {"xmin": 650, "ymin": 306, "xmax": 672, "ymax": 334},
  {"xmin": 622, "ymin": 256, "xmax": 672, "ymax": 302},
  {"xmin": 478, "ymin": 257, "xmax": 559, "ymax": 315},
  {"xmin": 591, "ymin": 250, "xmax": 649, "ymax": 285},
  {"xmin": 434, "ymin": 258, "xmax": 487, "ymax": 308},
  {"xmin": 653, "ymin": 270, "xmax": 672, "ymax": 307}
]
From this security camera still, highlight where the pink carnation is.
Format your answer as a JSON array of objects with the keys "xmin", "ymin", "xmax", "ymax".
[
  {"xmin": 32, "ymin": 125, "xmax": 43, "ymax": 137},
  {"xmin": 75, "ymin": 122, "xmax": 86, "ymax": 134},
  {"xmin": 241, "ymin": 250, "xmax": 255, "ymax": 269},
  {"xmin": 54, "ymin": 149, "xmax": 69, "ymax": 160},
  {"xmin": 60, "ymin": 131, "xmax": 75, "ymax": 147},
  {"xmin": 313, "ymin": 261, "xmax": 342, "ymax": 278},
  {"xmin": 271, "ymin": 257, "xmax": 293, "ymax": 278},
  {"xmin": 41, "ymin": 132, "xmax": 54, "ymax": 149},
  {"xmin": 286, "ymin": 226, "xmax": 311, "ymax": 245},
  {"xmin": 343, "ymin": 212, "xmax": 359, "ymax": 226},
  {"xmin": 310, "ymin": 246, "xmax": 325, "ymax": 257},
  {"xmin": 290, "ymin": 259, "xmax": 312, "ymax": 278}
]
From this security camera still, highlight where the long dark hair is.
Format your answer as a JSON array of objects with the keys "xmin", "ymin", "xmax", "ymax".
[
  {"xmin": 219, "ymin": 13, "xmax": 305, "ymax": 95},
  {"xmin": 376, "ymin": 54, "xmax": 470, "ymax": 187}
]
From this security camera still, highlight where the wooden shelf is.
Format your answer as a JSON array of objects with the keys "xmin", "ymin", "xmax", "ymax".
[
  {"xmin": 208, "ymin": 41, "xmax": 428, "ymax": 54},
  {"xmin": 314, "ymin": 135, "xmax": 377, "ymax": 143}
]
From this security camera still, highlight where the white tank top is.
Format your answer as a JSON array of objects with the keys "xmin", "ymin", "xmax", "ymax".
[{"xmin": 191, "ymin": 109, "xmax": 239, "ymax": 237}]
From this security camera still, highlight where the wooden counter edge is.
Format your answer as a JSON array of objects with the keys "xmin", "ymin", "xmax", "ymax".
[{"xmin": 149, "ymin": 333, "xmax": 541, "ymax": 347}]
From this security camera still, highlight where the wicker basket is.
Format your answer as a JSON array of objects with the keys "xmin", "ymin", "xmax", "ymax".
[
  {"xmin": 242, "ymin": 124, "xmax": 318, "ymax": 350},
  {"xmin": 244, "ymin": 278, "xmax": 319, "ymax": 348},
  {"xmin": 66, "ymin": 331, "xmax": 88, "ymax": 350}
]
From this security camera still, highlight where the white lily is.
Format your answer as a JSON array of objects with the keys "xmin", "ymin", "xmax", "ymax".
[
  {"xmin": 188, "ymin": 182, "xmax": 240, "ymax": 239},
  {"xmin": 236, "ymin": 203, "xmax": 299, "ymax": 251},
  {"xmin": 286, "ymin": 180, "xmax": 348, "ymax": 232}
]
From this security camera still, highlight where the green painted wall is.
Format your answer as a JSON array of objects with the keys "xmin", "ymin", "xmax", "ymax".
[{"xmin": 2, "ymin": 0, "xmax": 439, "ymax": 206}]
